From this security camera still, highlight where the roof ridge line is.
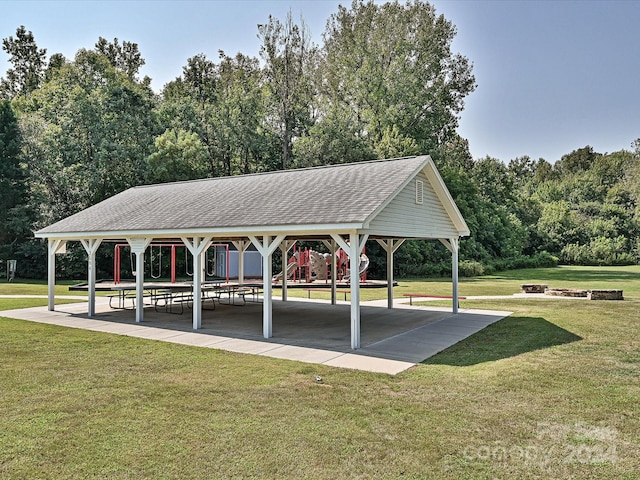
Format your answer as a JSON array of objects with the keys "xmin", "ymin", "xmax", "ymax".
[{"xmin": 132, "ymin": 155, "xmax": 423, "ymax": 190}]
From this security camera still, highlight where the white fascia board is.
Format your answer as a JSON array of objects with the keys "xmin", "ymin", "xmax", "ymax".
[
  {"xmin": 33, "ymin": 223, "xmax": 365, "ymax": 241},
  {"xmin": 358, "ymin": 228, "xmax": 458, "ymax": 241},
  {"xmin": 34, "ymin": 233, "xmax": 107, "ymax": 242},
  {"xmin": 361, "ymin": 155, "xmax": 431, "ymax": 229}
]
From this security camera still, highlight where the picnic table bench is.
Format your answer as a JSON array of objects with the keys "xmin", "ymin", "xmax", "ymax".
[
  {"xmin": 108, "ymin": 287, "xmax": 174, "ymax": 310},
  {"xmin": 402, "ymin": 293, "xmax": 467, "ymax": 305},
  {"xmin": 107, "ymin": 292, "xmax": 136, "ymax": 309},
  {"xmin": 304, "ymin": 288, "xmax": 350, "ymax": 301},
  {"xmin": 154, "ymin": 291, "xmax": 216, "ymax": 314},
  {"xmin": 109, "ymin": 284, "xmax": 191, "ymax": 312},
  {"xmin": 234, "ymin": 284, "xmax": 263, "ymax": 303},
  {"xmin": 206, "ymin": 284, "xmax": 262, "ymax": 306}
]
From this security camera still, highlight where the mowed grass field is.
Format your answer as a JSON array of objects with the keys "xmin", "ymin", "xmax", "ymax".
[{"xmin": 1, "ymin": 266, "xmax": 639, "ymax": 479}]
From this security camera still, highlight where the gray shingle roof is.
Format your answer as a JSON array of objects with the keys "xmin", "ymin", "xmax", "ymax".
[{"xmin": 36, "ymin": 156, "xmax": 430, "ymax": 236}]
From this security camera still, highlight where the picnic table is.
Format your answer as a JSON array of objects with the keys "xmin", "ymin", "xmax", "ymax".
[
  {"xmin": 204, "ymin": 282, "xmax": 263, "ymax": 305},
  {"xmin": 109, "ymin": 282, "xmax": 263, "ymax": 314},
  {"xmin": 108, "ymin": 283, "xmax": 191, "ymax": 311}
]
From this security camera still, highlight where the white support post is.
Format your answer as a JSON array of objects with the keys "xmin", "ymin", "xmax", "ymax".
[
  {"xmin": 331, "ymin": 233, "xmax": 367, "ymax": 349},
  {"xmin": 47, "ymin": 239, "xmax": 65, "ymax": 311},
  {"xmin": 47, "ymin": 244, "xmax": 55, "ymax": 311},
  {"xmin": 279, "ymin": 240, "xmax": 296, "ymax": 302},
  {"xmin": 127, "ymin": 238, "xmax": 152, "ymax": 323},
  {"xmin": 281, "ymin": 243, "xmax": 287, "ymax": 302},
  {"xmin": 182, "ymin": 236, "xmax": 213, "ymax": 329},
  {"xmin": 232, "ymin": 240, "xmax": 250, "ymax": 285},
  {"xmin": 376, "ymin": 238, "xmax": 405, "ymax": 309},
  {"xmin": 322, "ymin": 239, "xmax": 338, "ymax": 304},
  {"xmin": 80, "ymin": 238, "xmax": 103, "ymax": 317},
  {"xmin": 349, "ymin": 233, "xmax": 363, "ymax": 349},
  {"xmin": 194, "ymin": 249, "xmax": 203, "ymax": 324},
  {"xmin": 440, "ymin": 238, "xmax": 460, "ymax": 314},
  {"xmin": 238, "ymin": 242, "xmax": 245, "ymax": 284},
  {"xmin": 263, "ymin": 237, "xmax": 273, "ymax": 337},
  {"xmin": 451, "ymin": 238, "xmax": 459, "ymax": 314},
  {"xmin": 249, "ymin": 234, "xmax": 286, "ymax": 339},
  {"xmin": 330, "ymin": 240, "xmax": 337, "ymax": 305},
  {"xmin": 386, "ymin": 242, "xmax": 393, "ymax": 309}
]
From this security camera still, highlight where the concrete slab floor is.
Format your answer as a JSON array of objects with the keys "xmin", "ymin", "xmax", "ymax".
[{"xmin": 1, "ymin": 298, "xmax": 511, "ymax": 375}]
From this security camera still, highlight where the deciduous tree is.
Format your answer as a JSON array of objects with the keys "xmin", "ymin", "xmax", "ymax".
[
  {"xmin": 95, "ymin": 37, "xmax": 146, "ymax": 81},
  {"xmin": 0, "ymin": 100, "xmax": 28, "ymax": 249},
  {"xmin": 318, "ymin": 0, "xmax": 476, "ymax": 155},
  {"xmin": 259, "ymin": 11, "xmax": 315, "ymax": 169},
  {"xmin": 17, "ymin": 47, "xmax": 157, "ymax": 224},
  {"xmin": 0, "ymin": 26, "xmax": 47, "ymax": 99},
  {"xmin": 146, "ymin": 128, "xmax": 209, "ymax": 183}
]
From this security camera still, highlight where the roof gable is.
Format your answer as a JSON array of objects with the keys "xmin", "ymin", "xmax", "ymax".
[{"xmin": 365, "ymin": 161, "xmax": 469, "ymax": 238}]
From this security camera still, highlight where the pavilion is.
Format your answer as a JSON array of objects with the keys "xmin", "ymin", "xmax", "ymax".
[{"xmin": 35, "ymin": 155, "xmax": 469, "ymax": 349}]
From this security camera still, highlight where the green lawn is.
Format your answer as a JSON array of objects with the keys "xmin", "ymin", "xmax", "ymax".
[
  {"xmin": 284, "ymin": 264, "xmax": 640, "ymax": 301},
  {"xmin": 0, "ymin": 297, "xmax": 83, "ymax": 311},
  {"xmin": 1, "ymin": 266, "xmax": 638, "ymax": 478},
  {"xmin": 0, "ymin": 278, "xmax": 89, "ymax": 297}
]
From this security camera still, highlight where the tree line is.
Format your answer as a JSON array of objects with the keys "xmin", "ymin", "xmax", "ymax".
[{"xmin": 0, "ymin": 0, "xmax": 638, "ymax": 280}]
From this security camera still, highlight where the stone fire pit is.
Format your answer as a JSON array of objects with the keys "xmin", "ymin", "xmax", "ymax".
[
  {"xmin": 587, "ymin": 290, "xmax": 624, "ymax": 300},
  {"xmin": 545, "ymin": 288, "xmax": 589, "ymax": 298},
  {"xmin": 520, "ymin": 284, "xmax": 548, "ymax": 294},
  {"xmin": 542, "ymin": 288, "xmax": 624, "ymax": 300}
]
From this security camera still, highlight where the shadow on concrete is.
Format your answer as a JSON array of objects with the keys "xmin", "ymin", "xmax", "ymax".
[{"xmin": 80, "ymin": 299, "xmax": 454, "ymax": 354}]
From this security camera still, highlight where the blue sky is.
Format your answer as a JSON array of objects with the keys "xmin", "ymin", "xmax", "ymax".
[{"xmin": 2, "ymin": 0, "xmax": 639, "ymax": 163}]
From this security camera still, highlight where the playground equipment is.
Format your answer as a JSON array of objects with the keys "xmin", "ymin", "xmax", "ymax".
[
  {"xmin": 342, "ymin": 253, "xmax": 370, "ymax": 282},
  {"xmin": 309, "ymin": 250, "xmax": 330, "ymax": 280},
  {"xmin": 272, "ymin": 249, "xmax": 326, "ymax": 283},
  {"xmin": 272, "ymin": 243, "xmax": 368, "ymax": 283},
  {"xmin": 113, "ymin": 243, "xmax": 230, "ymax": 284},
  {"xmin": 273, "ymin": 252, "xmax": 300, "ymax": 282}
]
